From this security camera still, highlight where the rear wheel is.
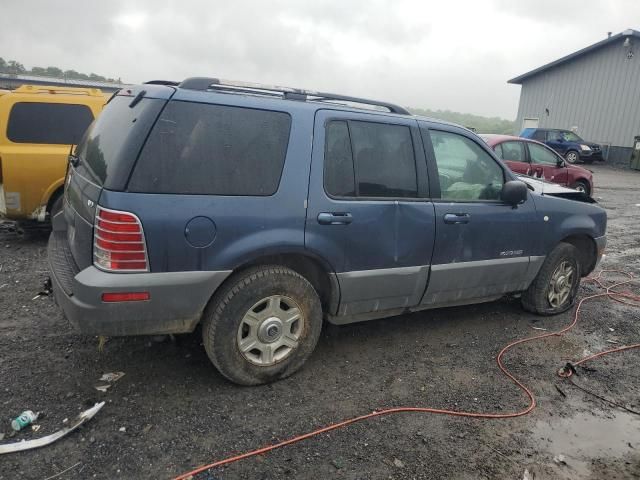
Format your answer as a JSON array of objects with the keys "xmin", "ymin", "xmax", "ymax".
[
  {"xmin": 202, "ymin": 266, "xmax": 323, "ymax": 385},
  {"xmin": 522, "ymin": 242, "xmax": 581, "ymax": 315},
  {"xmin": 571, "ymin": 179, "xmax": 590, "ymax": 196},
  {"xmin": 565, "ymin": 150, "xmax": 580, "ymax": 164}
]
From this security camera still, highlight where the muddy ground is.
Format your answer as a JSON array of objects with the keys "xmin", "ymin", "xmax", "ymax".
[{"xmin": 1, "ymin": 165, "xmax": 639, "ymax": 479}]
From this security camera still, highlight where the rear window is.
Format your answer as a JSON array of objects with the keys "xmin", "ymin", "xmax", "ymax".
[
  {"xmin": 7, "ymin": 102, "xmax": 94, "ymax": 144},
  {"xmin": 75, "ymin": 95, "xmax": 166, "ymax": 187},
  {"xmin": 128, "ymin": 101, "xmax": 292, "ymax": 196}
]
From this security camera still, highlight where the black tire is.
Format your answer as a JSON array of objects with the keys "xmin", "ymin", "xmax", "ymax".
[
  {"xmin": 565, "ymin": 150, "xmax": 580, "ymax": 164},
  {"xmin": 570, "ymin": 179, "xmax": 591, "ymax": 196},
  {"xmin": 49, "ymin": 195, "xmax": 64, "ymax": 220},
  {"xmin": 202, "ymin": 265, "xmax": 323, "ymax": 385},
  {"xmin": 522, "ymin": 242, "xmax": 581, "ymax": 316}
]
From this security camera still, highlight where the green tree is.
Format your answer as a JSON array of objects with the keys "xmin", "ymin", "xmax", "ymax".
[
  {"xmin": 409, "ymin": 107, "xmax": 515, "ymax": 134},
  {"xmin": 45, "ymin": 66, "xmax": 63, "ymax": 77},
  {"xmin": 7, "ymin": 60, "xmax": 26, "ymax": 74}
]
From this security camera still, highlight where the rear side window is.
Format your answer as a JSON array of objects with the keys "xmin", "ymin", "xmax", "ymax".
[
  {"xmin": 324, "ymin": 120, "xmax": 417, "ymax": 198},
  {"xmin": 7, "ymin": 102, "xmax": 94, "ymax": 144},
  {"xmin": 532, "ymin": 130, "xmax": 546, "ymax": 141},
  {"xmin": 128, "ymin": 102, "xmax": 291, "ymax": 196}
]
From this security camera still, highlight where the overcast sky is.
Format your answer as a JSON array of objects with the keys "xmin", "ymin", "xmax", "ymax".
[{"xmin": 1, "ymin": 0, "xmax": 638, "ymax": 118}]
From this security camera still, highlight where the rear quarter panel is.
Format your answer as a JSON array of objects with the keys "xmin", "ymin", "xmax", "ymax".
[{"xmin": 98, "ymin": 96, "xmax": 316, "ymax": 273}]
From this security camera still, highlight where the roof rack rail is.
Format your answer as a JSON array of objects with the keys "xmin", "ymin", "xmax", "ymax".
[
  {"xmin": 177, "ymin": 77, "xmax": 411, "ymax": 115},
  {"xmin": 143, "ymin": 80, "xmax": 180, "ymax": 86},
  {"xmin": 12, "ymin": 84, "xmax": 104, "ymax": 96}
]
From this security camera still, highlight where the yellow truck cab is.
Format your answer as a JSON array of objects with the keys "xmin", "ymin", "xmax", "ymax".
[{"xmin": 0, "ymin": 85, "xmax": 108, "ymax": 222}]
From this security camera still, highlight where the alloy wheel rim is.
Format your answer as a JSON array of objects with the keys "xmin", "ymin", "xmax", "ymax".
[
  {"xmin": 548, "ymin": 261, "xmax": 574, "ymax": 308},
  {"xmin": 567, "ymin": 152, "xmax": 578, "ymax": 163},
  {"xmin": 237, "ymin": 295, "xmax": 304, "ymax": 366}
]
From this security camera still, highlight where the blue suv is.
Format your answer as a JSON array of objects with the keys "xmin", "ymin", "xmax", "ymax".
[
  {"xmin": 49, "ymin": 78, "xmax": 607, "ymax": 385},
  {"xmin": 520, "ymin": 128, "xmax": 603, "ymax": 164}
]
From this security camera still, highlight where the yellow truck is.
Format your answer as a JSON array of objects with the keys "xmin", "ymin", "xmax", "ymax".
[{"xmin": 0, "ymin": 85, "xmax": 108, "ymax": 222}]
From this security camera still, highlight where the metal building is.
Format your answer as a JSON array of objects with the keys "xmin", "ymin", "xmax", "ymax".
[{"xmin": 509, "ymin": 29, "xmax": 640, "ymax": 164}]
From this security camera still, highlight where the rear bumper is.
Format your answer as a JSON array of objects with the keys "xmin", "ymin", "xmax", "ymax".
[{"xmin": 48, "ymin": 231, "xmax": 231, "ymax": 336}]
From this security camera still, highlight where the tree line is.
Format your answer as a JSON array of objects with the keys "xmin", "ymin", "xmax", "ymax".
[
  {"xmin": 0, "ymin": 57, "xmax": 121, "ymax": 83},
  {"xmin": 409, "ymin": 107, "xmax": 515, "ymax": 135}
]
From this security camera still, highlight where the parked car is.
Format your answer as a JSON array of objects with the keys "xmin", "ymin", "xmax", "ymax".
[
  {"xmin": 0, "ymin": 85, "xmax": 108, "ymax": 223},
  {"xmin": 481, "ymin": 134, "xmax": 594, "ymax": 195},
  {"xmin": 520, "ymin": 128, "xmax": 603, "ymax": 164},
  {"xmin": 48, "ymin": 78, "xmax": 607, "ymax": 385}
]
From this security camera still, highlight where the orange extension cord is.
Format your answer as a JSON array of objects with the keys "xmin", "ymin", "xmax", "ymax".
[{"xmin": 174, "ymin": 270, "xmax": 640, "ymax": 480}]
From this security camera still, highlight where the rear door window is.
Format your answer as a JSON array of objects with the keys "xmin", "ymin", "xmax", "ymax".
[
  {"xmin": 7, "ymin": 102, "xmax": 94, "ymax": 144},
  {"xmin": 500, "ymin": 141, "xmax": 526, "ymax": 162},
  {"xmin": 323, "ymin": 120, "xmax": 418, "ymax": 198},
  {"xmin": 128, "ymin": 101, "xmax": 291, "ymax": 196},
  {"xmin": 532, "ymin": 130, "xmax": 546, "ymax": 141}
]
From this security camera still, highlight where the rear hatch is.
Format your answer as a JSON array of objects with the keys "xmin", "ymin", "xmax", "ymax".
[{"xmin": 63, "ymin": 87, "xmax": 172, "ymax": 270}]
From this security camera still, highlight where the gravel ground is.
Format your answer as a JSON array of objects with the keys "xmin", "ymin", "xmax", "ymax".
[{"xmin": 1, "ymin": 164, "xmax": 639, "ymax": 479}]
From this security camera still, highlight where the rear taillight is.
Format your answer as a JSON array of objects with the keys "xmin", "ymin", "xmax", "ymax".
[{"xmin": 93, "ymin": 206, "xmax": 149, "ymax": 272}]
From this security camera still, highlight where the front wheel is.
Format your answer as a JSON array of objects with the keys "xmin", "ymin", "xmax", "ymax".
[
  {"xmin": 522, "ymin": 242, "xmax": 581, "ymax": 315},
  {"xmin": 565, "ymin": 150, "xmax": 580, "ymax": 164},
  {"xmin": 571, "ymin": 179, "xmax": 591, "ymax": 196},
  {"xmin": 202, "ymin": 266, "xmax": 323, "ymax": 385}
]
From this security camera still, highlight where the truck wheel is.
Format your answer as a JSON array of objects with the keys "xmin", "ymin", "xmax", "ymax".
[
  {"xmin": 565, "ymin": 150, "xmax": 580, "ymax": 164},
  {"xmin": 522, "ymin": 242, "xmax": 581, "ymax": 316},
  {"xmin": 202, "ymin": 266, "xmax": 323, "ymax": 385},
  {"xmin": 571, "ymin": 180, "xmax": 590, "ymax": 196}
]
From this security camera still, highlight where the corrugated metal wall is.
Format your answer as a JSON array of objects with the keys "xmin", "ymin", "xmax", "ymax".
[{"xmin": 514, "ymin": 40, "xmax": 640, "ymax": 152}]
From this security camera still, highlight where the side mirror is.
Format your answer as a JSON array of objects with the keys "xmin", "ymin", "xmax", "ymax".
[
  {"xmin": 557, "ymin": 158, "xmax": 565, "ymax": 167},
  {"xmin": 501, "ymin": 180, "xmax": 528, "ymax": 206}
]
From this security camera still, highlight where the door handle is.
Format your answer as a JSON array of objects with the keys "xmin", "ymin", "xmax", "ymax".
[
  {"xmin": 443, "ymin": 213, "xmax": 471, "ymax": 224},
  {"xmin": 318, "ymin": 212, "xmax": 353, "ymax": 225}
]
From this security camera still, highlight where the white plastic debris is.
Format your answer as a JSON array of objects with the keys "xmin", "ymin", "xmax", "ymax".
[
  {"xmin": 99, "ymin": 372, "xmax": 125, "ymax": 383},
  {"xmin": 553, "ymin": 454, "xmax": 567, "ymax": 465},
  {"xmin": 0, "ymin": 402, "xmax": 105, "ymax": 455}
]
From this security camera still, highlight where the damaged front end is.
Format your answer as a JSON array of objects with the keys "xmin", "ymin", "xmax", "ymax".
[{"xmin": 517, "ymin": 175, "xmax": 597, "ymax": 204}]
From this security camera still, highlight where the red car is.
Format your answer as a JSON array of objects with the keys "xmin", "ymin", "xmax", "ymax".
[{"xmin": 480, "ymin": 134, "xmax": 594, "ymax": 195}]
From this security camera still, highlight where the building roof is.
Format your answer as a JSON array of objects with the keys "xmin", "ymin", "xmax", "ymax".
[
  {"xmin": 508, "ymin": 28, "xmax": 640, "ymax": 84},
  {"xmin": 0, "ymin": 72, "xmax": 128, "ymax": 91}
]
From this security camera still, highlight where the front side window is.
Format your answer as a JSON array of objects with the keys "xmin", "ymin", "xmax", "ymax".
[
  {"xmin": 323, "ymin": 120, "xmax": 418, "ymax": 198},
  {"xmin": 500, "ymin": 141, "xmax": 526, "ymax": 162},
  {"xmin": 128, "ymin": 101, "xmax": 291, "ymax": 196},
  {"xmin": 7, "ymin": 102, "xmax": 94, "ymax": 144},
  {"xmin": 429, "ymin": 130, "xmax": 504, "ymax": 201},
  {"xmin": 560, "ymin": 130, "xmax": 583, "ymax": 142},
  {"xmin": 528, "ymin": 143, "xmax": 560, "ymax": 166}
]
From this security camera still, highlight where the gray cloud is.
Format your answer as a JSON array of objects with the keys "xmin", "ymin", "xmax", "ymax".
[{"xmin": 1, "ymin": 0, "xmax": 638, "ymax": 118}]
